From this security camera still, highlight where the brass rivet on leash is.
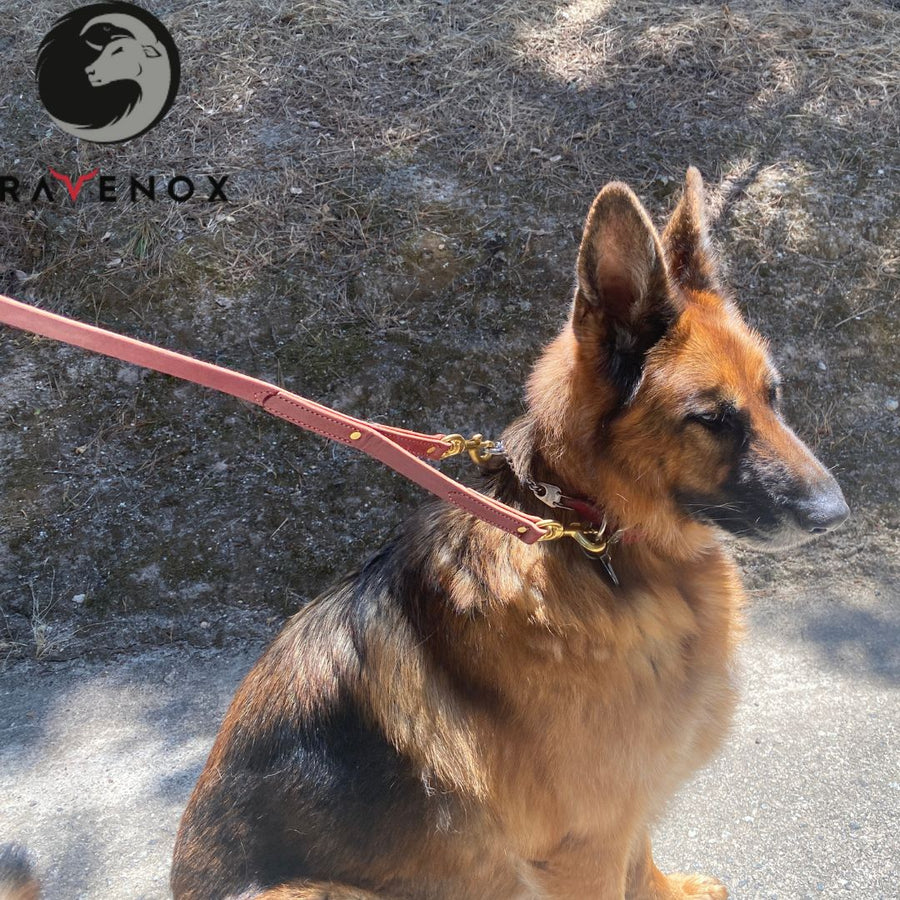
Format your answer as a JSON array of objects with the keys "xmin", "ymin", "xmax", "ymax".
[
  {"xmin": 349, "ymin": 431, "xmax": 362, "ymax": 440},
  {"xmin": 517, "ymin": 526, "xmax": 527, "ymax": 534},
  {"xmin": 426, "ymin": 446, "xmax": 436, "ymax": 455}
]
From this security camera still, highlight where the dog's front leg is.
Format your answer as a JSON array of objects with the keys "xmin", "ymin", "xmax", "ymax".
[
  {"xmin": 624, "ymin": 832, "xmax": 727, "ymax": 900},
  {"xmin": 521, "ymin": 834, "xmax": 632, "ymax": 900}
]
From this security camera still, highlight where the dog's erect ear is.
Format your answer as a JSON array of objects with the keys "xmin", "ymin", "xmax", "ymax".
[
  {"xmin": 662, "ymin": 167, "xmax": 717, "ymax": 292},
  {"xmin": 574, "ymin": 183, "xmax": 680, "ymax": 401}
]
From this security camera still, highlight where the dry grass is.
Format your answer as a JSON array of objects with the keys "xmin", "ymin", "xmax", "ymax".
[
  {"xmin": 0, "ymin": 0, "xmax": 898, "ymax": 652},
  {"xmin": 1, "ymin": 1, "xmax": 897, "ymax": 300}
]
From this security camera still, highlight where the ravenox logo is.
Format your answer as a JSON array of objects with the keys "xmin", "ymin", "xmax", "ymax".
[{"xmin": 36, "ymin": 2, "xmax": 180, "ymax": 143}]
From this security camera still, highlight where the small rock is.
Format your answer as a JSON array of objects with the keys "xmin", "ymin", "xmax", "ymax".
[
  {"xmin": 885, "ymin": 398, "xmax": 899, "ymax": 412},
  {"xmin": 116, "ymin": 365, "xmax": 141, "ymax": 385},
  {"xmin": 71, "ymin": 593, "xmax": 86, "ymax": 605},
  {"xmin": 200, "ymin": 621, "xmax": 210, "ymax": 629},
  {"xmin": 817, "ymin": 361, "xmax": 827, "ymax": 371}
]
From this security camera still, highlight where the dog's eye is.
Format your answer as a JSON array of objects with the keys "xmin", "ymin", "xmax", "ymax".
[{"xmin": 687, "ymin": 408, "xmax": 734, "ymax": 432}]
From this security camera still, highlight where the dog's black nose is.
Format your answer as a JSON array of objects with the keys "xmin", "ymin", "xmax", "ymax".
[{"xmin": 790, "ymin": 482, "xmax": 850, "ymax": 534}]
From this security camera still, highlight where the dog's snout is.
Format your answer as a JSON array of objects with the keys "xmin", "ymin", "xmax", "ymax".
[{"xmin": 789, "ymin": 481, "xmax": 849, "ymax": 535}]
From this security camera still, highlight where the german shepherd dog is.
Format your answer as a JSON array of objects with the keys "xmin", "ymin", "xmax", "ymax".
[
  {"xmin": 2, "ymin": 169, "xmax": 848, "ymax": 900},
  {"xmin": 167, "ymin": 170, "xmax": 848, "ymax": 899}
]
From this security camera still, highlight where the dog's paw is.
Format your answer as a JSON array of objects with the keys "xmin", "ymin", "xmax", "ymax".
[{"xmin": 665, "ymin": 873, "xmax": 728, "ymax": 900}]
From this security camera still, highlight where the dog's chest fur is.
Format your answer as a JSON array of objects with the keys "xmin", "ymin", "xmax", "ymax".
[
  {"xmin": 365, "ymin": 542, "xmax": 745, "ymax": 898},
  {"xmin": 455, "ymin": 546, "xmax": 743, "ymax": 865}
]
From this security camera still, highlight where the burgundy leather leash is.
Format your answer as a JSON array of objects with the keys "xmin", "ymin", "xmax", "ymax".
[{"xmin": 0, "ymin": 292, "xmax": 566, "ymax": 545}]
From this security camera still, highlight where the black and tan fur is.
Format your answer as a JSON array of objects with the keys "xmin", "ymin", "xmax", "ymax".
[
  {"xmin": 0, "ymin": 845, "xmax": 40, "ymax": 900},
  {"xmin": 168, "ymin": 169, "xmax": 847, "ymax": 900}
]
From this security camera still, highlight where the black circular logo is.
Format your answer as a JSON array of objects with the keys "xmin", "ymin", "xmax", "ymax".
[{"xmin": 36, "ymin": 2, "xmax": 180, "ymax": 144}]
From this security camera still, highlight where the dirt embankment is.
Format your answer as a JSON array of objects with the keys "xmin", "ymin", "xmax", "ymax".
[{"xmin": 1, "ymin": 0, "xmax": 897, "ymax": 659}]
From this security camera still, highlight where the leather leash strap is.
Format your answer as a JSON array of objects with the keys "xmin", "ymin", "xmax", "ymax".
[{"xmin": 0, "ymin": 293, "xmax": 548, "ymax": 544}]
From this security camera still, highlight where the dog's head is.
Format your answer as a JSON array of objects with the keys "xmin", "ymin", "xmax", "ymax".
[{"xmin": 526, "ymin": 168, "xmax": 848, "ymax": 554}]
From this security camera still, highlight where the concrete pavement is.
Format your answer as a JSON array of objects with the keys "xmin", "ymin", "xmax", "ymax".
[{"xmin": 1, "ymin": 571, "xmax": 896, "ymax": 899}]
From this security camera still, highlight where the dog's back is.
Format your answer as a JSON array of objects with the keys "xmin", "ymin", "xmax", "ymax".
[{"xmin": 172, "ymin": 526, "xmax": 534, "ymax": 899}]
